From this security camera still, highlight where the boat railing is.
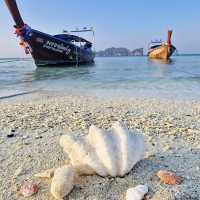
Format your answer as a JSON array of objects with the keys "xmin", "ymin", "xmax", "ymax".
[
  {"xmin": 63, "ymin": 27, "xmax": 95, "ymax": 51},
  {"xmin": 148, "ymin": 39, "xmax": 163, "ymax": 48}
]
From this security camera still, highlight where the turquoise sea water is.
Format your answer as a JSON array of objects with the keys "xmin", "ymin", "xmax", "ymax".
[{"xmin": 0, "ymin": 56, "xmax": 200, "ymax": 100}]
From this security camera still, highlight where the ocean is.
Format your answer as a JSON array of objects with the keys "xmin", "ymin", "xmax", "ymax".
[{"xmin": 0, "ymin": 56, "xmax": 200, "ymax": 100}]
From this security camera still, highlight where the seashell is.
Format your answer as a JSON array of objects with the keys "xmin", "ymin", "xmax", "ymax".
[
  {"xmin": 34, "ymin": 168, "xmax": 55, "ymax": 179},
  {"xmin": 60, "ymin": 122, "xmax": 145, "ymax": 177},
  {"xmin": 20, "ymin": 180, "xmax": 38, "ymax": 197},
  {"xmin": 51, "ymin": 165, "xmax": 75, "ymax": 200},
  {"xmin": 157, "ymin": 170, "xmax": 183, "ymax": 185},
  {"xmin": 126, "ymin": 185, "xmax": 148, "ymax": 200}
]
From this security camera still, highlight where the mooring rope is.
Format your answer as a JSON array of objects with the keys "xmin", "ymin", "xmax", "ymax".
[
  {"xmin": 0, "ymin": 90, "xmax": 36, "ymax": 100},
  {"xmin": 0, "ymin": 59, "xmax": 29, "ymax": 64},
  {"xmin": 0, "ymin": 87, "xmax": 45, "ymax": 100}
]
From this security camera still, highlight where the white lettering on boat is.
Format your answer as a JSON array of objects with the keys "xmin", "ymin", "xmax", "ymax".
[
  {"xmin": 36, "ymin": 37, "xmax": 44, "ymax": 44},
  {"xmin": 43, "ymin": 41, "xmax": 71, "ymax": 55}
]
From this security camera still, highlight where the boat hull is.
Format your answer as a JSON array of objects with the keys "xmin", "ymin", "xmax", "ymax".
[
  {"xmin": 148, "ymin": 44, "xmax": 176, "ymax": 60},
  {"xmin": 24, "ymin": 29, "xmax": 95, "ymax": 66}
]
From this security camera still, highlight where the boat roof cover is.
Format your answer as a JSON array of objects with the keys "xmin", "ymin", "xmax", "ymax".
[{"xmin": 54, "ymin": 34, "xmax": 92, "ymax": 44}]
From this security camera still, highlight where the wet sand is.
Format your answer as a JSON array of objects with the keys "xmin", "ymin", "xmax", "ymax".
[{"xmin": 0, "ymin": 92, "xmax": 200, "ymax": 200}]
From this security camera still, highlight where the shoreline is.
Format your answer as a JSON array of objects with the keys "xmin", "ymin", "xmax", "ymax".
[
  {"xmin": 1, "ymin": 89, "xmax": 200, "ymax": 103},
  {"xmin": 0, "ymin": 93, "xmax": 200, "ymax": 199}
]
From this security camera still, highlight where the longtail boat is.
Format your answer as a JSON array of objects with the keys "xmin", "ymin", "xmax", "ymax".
[
  {"xmin": 4, "ymin": 0, "xmax": 95, "ymax": 66},
  {"xmin": 148, "ymin": 30, "xmax": 176, "ymax": 60}
]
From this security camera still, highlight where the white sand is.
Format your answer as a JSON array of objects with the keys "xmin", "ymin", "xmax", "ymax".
[{"xmin": 0, "ymin": 93, "xmax": 199, "ymax": 200}]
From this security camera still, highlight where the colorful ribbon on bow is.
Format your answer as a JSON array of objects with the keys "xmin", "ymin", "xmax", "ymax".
[{"xmin": 15, "ymin": 24, "xmax": 30, "ymax": 54}]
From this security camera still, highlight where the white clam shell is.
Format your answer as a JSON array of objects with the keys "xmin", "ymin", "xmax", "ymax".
[
  {"xmin": 60, "ymin": 122, "xmax": 145, "ymax": 177},
  {"xmin": 51, "ymin": 165, "xmax": 75, "ymax": 200},
  {"xmin": 126, "ymin": 185, "xmax": 148, "ymax": 200}
]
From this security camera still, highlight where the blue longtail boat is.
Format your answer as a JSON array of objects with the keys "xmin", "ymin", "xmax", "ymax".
[{"xmin": 4, "ymin": 0, "xmax": 95, "ymax": 66}]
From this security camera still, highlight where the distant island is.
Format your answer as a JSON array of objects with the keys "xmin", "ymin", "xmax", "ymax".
[{"xmin": 96, "ymin": 47, "xmax": 144, "ymax": 57}]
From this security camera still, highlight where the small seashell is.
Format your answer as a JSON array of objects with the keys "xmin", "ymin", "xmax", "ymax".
[
  {"xmin": 157, "ymin": 170, "xmax": 183, "ymax": 185},
  {"xmin": 51, "ymin": 165, "xmax": 75, "ymax": 200},
  {"xmin": 34, "ymin": 168, "xmax": 55, "ymax": 179},
  {"xmin": 126, "ymin": 185, "xmax": 148, "ymax": 200},
  {"xmin": 20, "ymin": 180, "xmax": 38, "ymax": 197}
]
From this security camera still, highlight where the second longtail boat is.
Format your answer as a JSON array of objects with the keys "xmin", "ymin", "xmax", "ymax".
[{"xmin": 148, "ymin": 30, "xmax": 176, "ymax": 60}]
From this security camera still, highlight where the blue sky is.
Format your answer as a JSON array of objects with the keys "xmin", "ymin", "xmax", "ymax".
[{"xmin": 0, "ymin": 0, "xmax": 200, "ymax": 57}]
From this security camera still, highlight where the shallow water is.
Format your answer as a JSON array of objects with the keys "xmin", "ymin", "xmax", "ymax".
[{"xmin": 0, "ymin": 56, "xmax": 200, "ymax": 100}]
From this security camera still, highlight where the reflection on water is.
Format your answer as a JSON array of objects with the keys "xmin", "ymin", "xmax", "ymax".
[
  {"xmin": 148, "ymin": 58, "xmax": 173, "ymax": 65},
  {"xmin": 147, "ymin": 58, "xmax": 174, "ymax": 76},
  {"xmin": 1, "ymin": 56, "xmax": 200, "ymax": 99},
  {"xmin": 22, "ymin": 63, "xmax": 95, "ymax": 84}
]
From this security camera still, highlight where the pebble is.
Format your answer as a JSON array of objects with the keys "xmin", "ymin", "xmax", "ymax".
[
  {"xmin": 35, "ymin": 135, "xmax": 43, "ymax": 139},
  {"xmin": 22, "ymin": 135, "xmax": 29, "ymax": 140},
  {"xmin": 23, "ymin": 142, "xmax": 31, "ymax": 145},
  {"xmin": 7, "ymin": 133, "xmax": 16, "ymax": 138}
]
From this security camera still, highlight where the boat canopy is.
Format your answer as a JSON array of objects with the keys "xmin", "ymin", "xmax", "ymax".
[
  {"xmin": 54, "ymin": 34, "xmax": 92, "ymax": 45},
  {"xmin": 150, "ymin": 40, "xmax": 163, "ymax": 44},
  {"xmin": 148, "ymin": 39, "xmax": 163, "ymax": 48}
]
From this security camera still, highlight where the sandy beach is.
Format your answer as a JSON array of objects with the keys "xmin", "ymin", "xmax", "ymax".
[{"xmin": 0, "ymin": 92, "xmax": 200, "ymax": 200}]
